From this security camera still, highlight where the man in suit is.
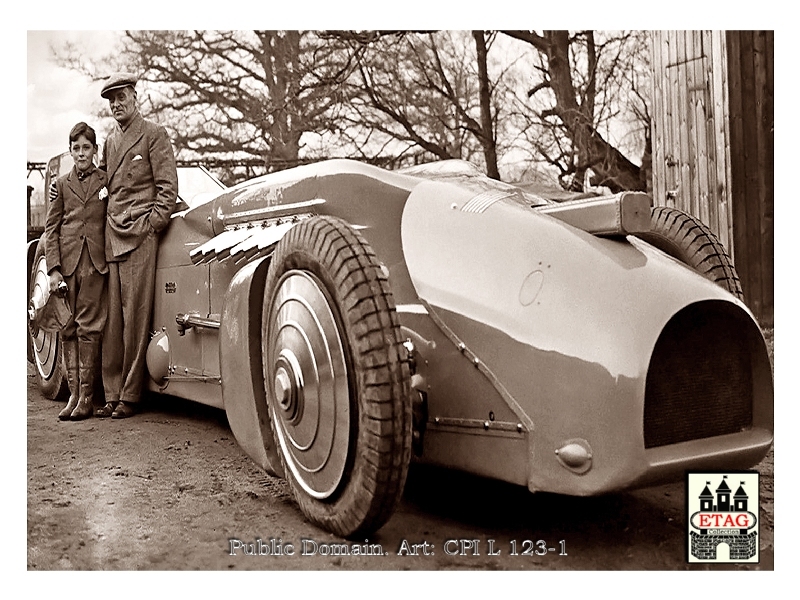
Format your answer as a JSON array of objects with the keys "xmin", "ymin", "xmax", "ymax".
[
  {"xmin": 94, "ymin": 72, "xmax": 178, "ymax": 419},
  {"xmin": 46, "ymin": 122, "xmax": 108, "ymax": 420}
]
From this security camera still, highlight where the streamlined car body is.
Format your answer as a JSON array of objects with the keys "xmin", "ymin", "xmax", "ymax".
[{"xmin": 28, "ymin": 158, "xmax": 773, "ymax": 538}]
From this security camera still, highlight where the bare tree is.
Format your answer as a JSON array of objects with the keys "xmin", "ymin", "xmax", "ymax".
[
  {"xmin": 57, "ymin": 30, "xmax": 350, "ymax": 175},
  {"xmin": 55, "ymin": 30, "xmax": 652, "ymax": 190},
  {"xmin": 502, "ymin": 30, "xmax": 650, "ymax": 192},
  {"xmin": 322, "ymin": 30, "xmax": 511, "ymax": 179}
]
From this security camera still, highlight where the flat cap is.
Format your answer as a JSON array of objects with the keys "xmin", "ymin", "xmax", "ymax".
[{"xmin": 100, "ymin": 72, "xmax": 138, "ymax": 99}]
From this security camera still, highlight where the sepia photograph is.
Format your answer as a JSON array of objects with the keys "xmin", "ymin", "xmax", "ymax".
[{"xmin": 23, "ymin": 13, "xmax": 779, "ymax": 586}]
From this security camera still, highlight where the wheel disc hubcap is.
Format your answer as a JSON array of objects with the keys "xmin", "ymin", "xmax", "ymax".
[
  {"xmin": 267, "ymin": 271, "xmax": 350, "ymax": 499},
  {"xmin": 30, "ymin": 255, "xmax": 60, "ymax": 381}
]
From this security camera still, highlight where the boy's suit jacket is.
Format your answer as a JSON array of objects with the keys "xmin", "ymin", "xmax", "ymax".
[{"xmin": 45, "ymin": 166, "xmax": 108, "ymax": 276}]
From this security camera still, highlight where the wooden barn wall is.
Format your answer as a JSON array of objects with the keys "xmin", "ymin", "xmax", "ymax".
[
  {"xmin": 650, "ymin": 30, "xmax": 773, "ymax": 326},
  {"xmin": 726, "ymin": 30, "xmax": 774, "ymax": 327}
]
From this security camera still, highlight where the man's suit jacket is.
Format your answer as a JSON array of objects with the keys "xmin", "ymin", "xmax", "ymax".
[
  {"xmin": 101, "ymin": 111, "xmax": 178, "ymax": 259},
  {"xmin": 45, "ymin": 166, "xmax": 108, "ymax": 277}
]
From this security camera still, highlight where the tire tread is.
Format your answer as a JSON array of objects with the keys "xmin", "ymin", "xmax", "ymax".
[
  {"xmin": 635, "ymin": 206, "xmax": 743, "ymax": 299},
  {"xmin": 263, "ymin": 215, "xmax": 412, "ymax": 538}
]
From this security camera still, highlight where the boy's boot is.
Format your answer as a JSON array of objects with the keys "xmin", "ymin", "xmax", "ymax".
[
  {"xmin": 70, "ymin": 340, "xmax": 98, "ymax": 420},
  {"xmin": 58, "ymin": 339, "xmax": 80, "ymax": 420}
]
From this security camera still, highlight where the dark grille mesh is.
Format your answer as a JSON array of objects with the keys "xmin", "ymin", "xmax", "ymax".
[{"xmin": 643, "ymin": 305, "xmax": 753, "ymax": 448}]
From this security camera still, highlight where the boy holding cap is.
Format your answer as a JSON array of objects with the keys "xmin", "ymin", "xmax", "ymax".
[{"xmin": 45, "ymin": 122, "xmax": 108, "ymax": 420}]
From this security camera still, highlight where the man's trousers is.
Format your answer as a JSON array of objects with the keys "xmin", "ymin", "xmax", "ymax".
[{"xmin": 102, "ymin": 232, "xmax": 158, "ymax": 405}]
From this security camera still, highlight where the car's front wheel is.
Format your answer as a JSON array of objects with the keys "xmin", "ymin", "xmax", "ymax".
[{"xmin": 261, "ymin": 216, "xmax": 412, "ymax": 538}]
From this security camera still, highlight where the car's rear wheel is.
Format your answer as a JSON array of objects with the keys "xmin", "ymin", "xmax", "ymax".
[
  {"xmin": 635, "ymin": 206, "xmax": 743, "ymax": 299},
  {"xmin": 261, "ymin": 215, "xmax": 412, "ymax": 538},
  {"xmin": 28, "ymin": 239, "xmax": 68, "ymax": 401}
]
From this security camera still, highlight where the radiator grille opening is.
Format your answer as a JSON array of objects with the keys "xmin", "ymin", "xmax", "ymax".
[{"xmin": 643, "ymin": 303, "xmax": 753, "ymax": 449}]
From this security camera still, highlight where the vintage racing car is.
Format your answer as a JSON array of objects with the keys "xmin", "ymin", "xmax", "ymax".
[{"xmin": 28, "ymin": 157, "xmax": 774, "ymax": 538}]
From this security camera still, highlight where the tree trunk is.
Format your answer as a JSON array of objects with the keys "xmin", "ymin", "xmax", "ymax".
[
  {"xmin": 473, "ymin": 31, "xmax": 500, "ymax": 180},
  {"xmin": 257, "ymin": 31, "xmax": 304, "ymax": 171},
  {"xmin": 544, "ymin": 31, "xmax": 643, "ymax": 192}
]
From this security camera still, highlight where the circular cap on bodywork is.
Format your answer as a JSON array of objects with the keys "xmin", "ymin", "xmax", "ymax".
[{"xmin": 555, "ymin": 438, "xmax": 593, "ymax": 474}]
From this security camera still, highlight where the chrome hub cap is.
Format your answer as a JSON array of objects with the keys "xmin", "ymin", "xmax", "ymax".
[
  {"xmin": 273, "ymin": 350, "xmax": 304, "ymax": 423},
  {"xmin": 267, "ymin": 271, "xmax": 350, "ymax": 499},
  {"xmin": 274, "ymin": 366, "xmax": 293, "ymax": 410}
]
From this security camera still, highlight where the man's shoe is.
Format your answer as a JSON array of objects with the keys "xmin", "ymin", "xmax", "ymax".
[
  {"xmin": 111, "ymin": 401, "xmax": 136, "ymax": 419},
  {"xmin": 94, "ymin": 402, "xmax": 117, "ymax": 418}
]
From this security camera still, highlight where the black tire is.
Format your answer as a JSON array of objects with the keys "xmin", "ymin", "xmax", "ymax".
[
  {"xmin": 28, "ymin": 239, "xmax": 68, "ymax": 401},
  {"xmin": 635, "ymin": 206, "xmax": 743, "ymax": 299},
  {"xmin": 261, "ymin": 216, "xmax": 412, "ymax": 538}
]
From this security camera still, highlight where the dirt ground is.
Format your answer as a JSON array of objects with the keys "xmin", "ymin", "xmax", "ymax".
[{"xmin": 27, "ymin": 333, "xmax": 774, "ymax": 573}]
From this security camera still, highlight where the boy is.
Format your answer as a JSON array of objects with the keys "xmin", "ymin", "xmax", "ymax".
[{"xmin": 45, "ymin": 122, "xmax": 108, "ymax": 420}]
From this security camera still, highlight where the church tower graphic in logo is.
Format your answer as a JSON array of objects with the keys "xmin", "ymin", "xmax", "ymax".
[{"xmin": 687, "ymin": 472, "xmax": 759, "ymax": 563}]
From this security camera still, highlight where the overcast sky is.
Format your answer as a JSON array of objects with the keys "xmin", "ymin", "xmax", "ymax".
[{"xmin": 27, "ymin": 31, "xmax": 120, "ymax": 164}]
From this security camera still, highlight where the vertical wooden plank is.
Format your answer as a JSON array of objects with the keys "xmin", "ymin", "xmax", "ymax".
[
  {"xmin": 677, "ymin": 32, "xmax": 692, "ymax": 216},
  {"xmin": 701, "ymin": 31, "xmax": 719, "ymax": 241},
  {"xmin": 670, "ymin": 30, "xmax": 683, "ymax": 209},
  {"xmin": 740, "ymin": 31, "xmax": 763, "ymax": 321},
  {"xmin": 765, "ymin": 29, "xmax": 774, "ymax": 325},
  {"xmin": 711, "ymin": 30, "xmax": 732, "ymax": 255},
  {"xmin": 650, "ymin": 31, "xmax": 666, "ymax": 207},
  {"xmin": 657, "ymin": 30, "xmax": 669, "ymax": 207},
  {"xmin": 703, "ymin": 33, "xmax": 716, "ymax": 232},
  {"xmin": 692, "ymin": 30, "xmax": 711, "ymax": 228},
  {"xmin": 727, "ymin": 31, "xmax": 749, "ymax": 305},
  {"xmin": 695, "ymin": 31, "xmax": 707, "ymax": 224},
  {"xmin": 683, "ymin": 31, "xmax": 698, "ymax": 219},
  {"xmin": 665, "ymin": 31, "xmax": 681, "ymax": 207},
  {"xmin": 665, "ymin": 30, "xmax": 675, "ymax": 206},
  {"xmin": 754, "ymin": 30, "xmax": 774, "ymax": 326},
  {"xmin": 676, "ymin": 30, "xmax": 684, "ymax": 211},
  {"xmin": 751, "ymin": 30, "xmax": 766, "ymax": 319},
  {"xmin": 679, "ymin": 31, "xmax": 691, "ymax": 215},
  {"xmin": 730, "ymin": 31, "xmax": 761, "ymax": 319}
]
